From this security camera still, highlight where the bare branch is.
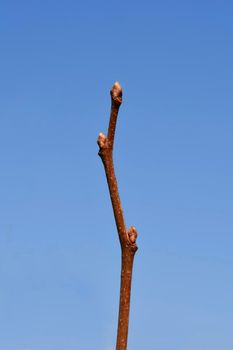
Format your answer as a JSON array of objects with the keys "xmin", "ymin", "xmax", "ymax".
[{"xmin": 97, "ymin": 82, "xmax": 138, "ymax": 350}]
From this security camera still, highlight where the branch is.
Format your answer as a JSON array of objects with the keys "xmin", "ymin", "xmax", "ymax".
[{"xmin": 97, "ymin": 82, "xmax": 138, "ymax": 350}]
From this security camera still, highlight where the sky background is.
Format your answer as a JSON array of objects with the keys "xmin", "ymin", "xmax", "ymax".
[{"xmin": 1, "ymin": 1, "xmax": 233, "ymax": 349}]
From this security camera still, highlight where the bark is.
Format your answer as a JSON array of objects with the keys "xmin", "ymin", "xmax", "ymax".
[{"xmin": 97, "ymin": 82, "xmax": 138, "ymax": 350}]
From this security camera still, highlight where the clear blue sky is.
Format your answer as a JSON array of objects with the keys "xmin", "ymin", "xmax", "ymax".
[{"xmin": 1, "ymin": 1, "xmax": 233, "ymax": 349}]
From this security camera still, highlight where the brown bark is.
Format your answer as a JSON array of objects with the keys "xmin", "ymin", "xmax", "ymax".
[{"xmin": 97, "ymin": 82, "xmax": 138, "ymax": 350}]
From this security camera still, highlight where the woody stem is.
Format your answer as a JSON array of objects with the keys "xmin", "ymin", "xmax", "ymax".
[{"xmin": 97, "ymin": 82, "xmax": 138, "ymax": 350}]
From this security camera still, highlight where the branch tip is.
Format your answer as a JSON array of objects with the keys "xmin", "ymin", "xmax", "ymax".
[{"xmin": 111, "ymin": 81, "xmax": 123, "ymax": 105}]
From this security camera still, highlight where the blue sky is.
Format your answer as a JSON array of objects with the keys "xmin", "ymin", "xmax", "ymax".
[{"xmin": 1, "ymin": 1, "xmax": 233, "ymax": 349}]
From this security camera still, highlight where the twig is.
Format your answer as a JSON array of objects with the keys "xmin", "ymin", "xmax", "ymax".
[{"xmin": 97, "ymin": 82, "xmax": 138, "ymax": 350}]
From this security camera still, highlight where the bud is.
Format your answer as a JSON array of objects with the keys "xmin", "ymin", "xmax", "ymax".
[
  {"xmin": 128, "ymin": 226, "xmax": 138, "ymax": 244},
  {"xmin": 110, "ymin": 81, "xmax": 123, "ymax": 105},
  {"xmin": 97, "ymin": 132, "xmax": 107, "ymax": 148}
]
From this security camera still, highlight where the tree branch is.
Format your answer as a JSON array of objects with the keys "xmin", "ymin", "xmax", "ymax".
[{"xmin": 97, "ymin": 82, "xmax": 138, "ymax": 350}]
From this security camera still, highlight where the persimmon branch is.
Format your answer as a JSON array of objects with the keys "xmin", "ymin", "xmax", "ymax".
[{"xmin": 97, "ymin": 82, "xmax": 138, "ymax": 350}]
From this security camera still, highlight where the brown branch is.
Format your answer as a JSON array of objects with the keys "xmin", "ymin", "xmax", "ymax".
[{"xmin": 97, "ymin": 82, "xmax": 138, "ymax": 350}]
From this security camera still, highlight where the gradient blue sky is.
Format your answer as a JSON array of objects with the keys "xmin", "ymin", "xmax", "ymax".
[{"xmin": 1, "ymin": 1, "xmax": 233, "ymax": 349}]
